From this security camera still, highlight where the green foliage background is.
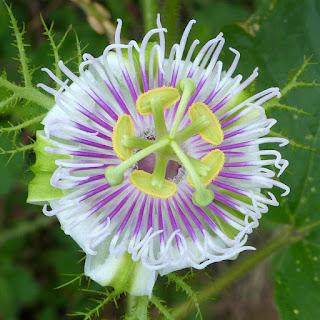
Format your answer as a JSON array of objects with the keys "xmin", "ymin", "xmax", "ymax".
[{"xmin": 0, "ymin": 0, "xmax": 319, "ymax": 319}]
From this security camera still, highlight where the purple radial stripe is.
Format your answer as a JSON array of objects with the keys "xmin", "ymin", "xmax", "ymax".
[
  {"xmin": 211, "ymin": 180, "xmax": 247, "ymax": 196},
  {"xmin": 224, "ymin": 161, "xmax": 253, "ymax": 168},
  {"xmin": 196, "ymin": 140, "xmax": 213, "ymax": 149},
  {"xmin": 221, "ymin": 113, "xmax": 242, "ymax": 129},
  {"xmin": 177, "ymin": 193, "xmax": 205, "ymax": 235},
  {"xmin": 224, "ymin": 128, "xmax": 246, "ymax": 140},
  {"xmin": 147, "ymin": 198, "xmax": 154, "ymax": 231},
  {"xmin": 190, "ymin": 135, "xmax": 202, "ymax": 144},
  {"xmin": 105, "ymin": 188, "xmax": 136, "ymax": 222},
  {"xmin": 187, "ymin": 76, "xmax": 207, "ymax": 107},
  {"xmin": 204, "ymin": 88, "xmax": 219, "ymax": 105},
  {"xmin": 182, "ymin": 189, "xmax": 217, "ymax": 231},
  {"xmin": 116, "ymin": 193, "xmax": 141, "ymax": 235},
  {"xmin": 158, "ymin": 68, "xmax": 164, "ymax": 87},
  {"xmin": 170, "ymin": 65, "xmax": 179, "ymax": 87},
  {"xmin": 217, "ymin": 141, "xmax": 251, "ymax": 151},
  {"xmin": 69, "ymin": 150, "xmax": 117, "ymax": 159},
  {"xmin": 78, "ymin": 183, "xmax": 110, "ymax": 202},
  {"xmin": 214, "ymin": 192, "xmax": 242, "ymax": 212},
  {"xmin": 78, "ymin": 106, "xmax": 113, "ymax": 132},
  {"xmin": 76, "ymin": 173, "xmax": 106, "ymax": 186},
  {"xmin": 141, "ymin": 67, "xmax": 149, "ymax": 92},
  {"xmin": 87, "ymin": 184, "xmax": 130, "ymax": 216},
  {"xmin": 211, "ymin": 95, "xmax": 230, "ymax": 113},
  {"xmin": 195, "ymin": 147, "xmax": 214, "ymax": 155},
  {"xmin": 133, "ymin": 194, "xmax": 148, "ymax": 237},
  {"xmin": 207, "ymin": 202, "xmax": 230, "ymax": 223},
  {"xmin": 218, "ymin": 171, "xmax": 252, "ymax": 180},
  {"xmin": 103, "ymin": 79, "xmax": 131, "ymax": 115},
  {"xmin": 72, "ymin": 164, "xmax": 110, "ymax": 172},
  {"xmin": 165, "ymin": 199, "xmax": 182, "ymax": 250},
  {"xmin": 121, "ymin": 68, "xmax": 138, "ymax": 102},
  {"xmin": 157, "ymin": 199, "xmax": 165, "ymax": 246},
  {"xmin": 72, "ymin": 121, "xmax": 111, "ymax": 141},
  {"xmin": 224, "ymin": 151, "xmax": 247, "ymax": 157},
  {"xmin": 87, "ymin": 91, "xmax": 118, "ymax": 121},
  {"xmin": 71, "ymin": 137, "xmax": 113, "ymax": 151},
  {"xmin": 172, "ymin": 197, "xmax": 197, "ymax": 242}
]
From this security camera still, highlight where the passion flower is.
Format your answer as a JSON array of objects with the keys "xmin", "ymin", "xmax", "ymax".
[{"xmin": 28, "ymin": 15, "xmax": 289, "ymax": 297}]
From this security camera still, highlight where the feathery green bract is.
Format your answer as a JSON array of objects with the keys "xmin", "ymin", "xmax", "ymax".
[
  {"xmin": 150, "ymin": 295, "xmax": 175, "ymax": 320},
  {"xmin": 166, "ymin": 272, "xmax": 203, "ymax": 320},
  {"xmin": 0, "ymin": 4, "xmax": 86, "ymax": 160},
  {"xmin": 263, "ymin": 55, "xmax": 320, "ymax": 154},
  {"xmin": 69, "ymin": 289, "xmax": 119, "ymax": 320}
]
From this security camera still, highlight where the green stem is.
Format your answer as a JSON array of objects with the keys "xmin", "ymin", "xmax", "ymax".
[
  {"xmin": 151, "ymin": 97, "xmax": 168, "ymax": 138},
  {"xmin": 122, "ymin": 136, "xmax": 155, "ymax": 149},
  {"xmin": 152, "ymin": 154, "xmax": 168, "ymax": 188},
  {"xmin": 106, "ymin": 138, "xmax": 169, "ymax": 185},
  {"xmin": 141, "ymin": 0, "xmax": 158, "ymax": 33},
  {"xmin": 0, "ymin": 77, "xmax": 55, "ymax": 110},
  {"xmin": 175, "ymin": 115, "xmax": 209, "ymax": 143},
  {"xmin": 170, "ymin": 227, "xmax": 297, "ymax": 319},
  {"xmin": 298, "ymin": 220, "xmax": 320, "ymax": 234},
  {"xmin": 163, "ymin": 0, "xmax": 179, "ymax": 54},
  {"xmin": 170, "ymin": 78, "xmax": 196, "ymax": 138}
]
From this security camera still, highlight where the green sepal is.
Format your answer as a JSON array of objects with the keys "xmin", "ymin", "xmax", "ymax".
[
  {"xmin": 108, "ymin": 252, "xmax": 145, "ymax": 295},
  {"xmin": 27, "ymin": 130, "xmax": 72, "ymax": 205},
  {"xmin": 88, "ymin": 251, "xmax": 155, "ymax": 297}
]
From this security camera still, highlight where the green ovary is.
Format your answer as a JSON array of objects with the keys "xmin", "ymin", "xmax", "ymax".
[{"xmin": 105, "ymin": 78, "xmax": 225, "ymax": 207}]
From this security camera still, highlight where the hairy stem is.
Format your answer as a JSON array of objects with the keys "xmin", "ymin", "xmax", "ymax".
[{"xmin": 0, "ymin": 77, "xmax": 54, "ymax": 110}]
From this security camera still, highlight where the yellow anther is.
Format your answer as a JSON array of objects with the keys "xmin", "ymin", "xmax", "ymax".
[
  {"xmin": 130, "ymin": 170, "xmax": 177, "ymax": 199},
  {"xmin": 136, "ymin": 87, "xmax": 180, "ymax": 116},
  {"xmin": 188, "ymin": 102, "xmax": 224, "ymax": 145},
  {"xmin": 112, "ymin": 114, "xmax": 135, "ymax": 161},
  {"xmin": 187, "ymin": 150, "xmax": 225, "ymax": 188}
]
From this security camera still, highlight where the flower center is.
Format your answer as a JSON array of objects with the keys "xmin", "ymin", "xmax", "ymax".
[
  {"xmin": 105, "ymin": 78, "xmax": 225, "ymax": 207},
  {"xmin": 136, "ymin": 154, "xmax": 182, "ymax": 181}
]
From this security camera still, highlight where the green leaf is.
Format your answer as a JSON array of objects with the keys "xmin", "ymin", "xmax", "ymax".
[
  {"xmin": 192, "ymin": 0, "xmax": 251, "ymax": 44},
  {"xmin": 273, "ymin": 231, "xmax": 320, "ymax": 320}
]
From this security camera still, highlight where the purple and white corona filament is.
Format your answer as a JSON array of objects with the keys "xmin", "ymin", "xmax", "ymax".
[{"xmin": 33, "ymin": 16, "xmax": 289, "ymax": 296}]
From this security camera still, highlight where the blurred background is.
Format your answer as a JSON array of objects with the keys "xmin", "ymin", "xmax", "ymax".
[{"xmin": 0, "ymin": 0, "xmax": 319, "ymax": 319}]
